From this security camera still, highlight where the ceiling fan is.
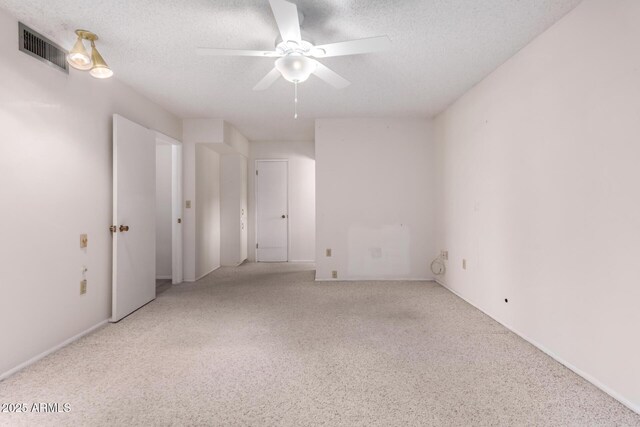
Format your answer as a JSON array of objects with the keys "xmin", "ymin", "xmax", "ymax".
[{"xmin": 197, "ymin": 0, "xmax": 391, "ymax": 99}]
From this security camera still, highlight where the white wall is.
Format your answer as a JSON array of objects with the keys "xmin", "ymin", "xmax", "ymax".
[
  {"xmin": 224, "ymin": 122, "xmax": 250, "ymax": 158},
  {"xmin": 182, "ymin": 120, "xmax": 249, "ymax": 279},
  {"xmin": 248, "ymin": 141, "xmax": 316, "ymax": 262},
  {"xmin": 434, "ymin": 0, "xmax": 640, "ymax": 412},
  {"xmin": 195, "ymin": 144, "xmax": 221, "ymax": 279},
  {"xmin": 0, "ymin": 8, "xmax": 181, "ymax": 377},
  {"xmin": 155, "ymin": 143, "xmax": 173, "ymax": 279},
  {"xmin": 181, "ymin": 119, "xmax": 224, "ymax": 282},
  {"xmin": 220, "ymin": 154, "xmax": 248, "ymax": 266},
  {"xmin": 315, "ymin": 119, "xmax": 437, "ymax": 280}
]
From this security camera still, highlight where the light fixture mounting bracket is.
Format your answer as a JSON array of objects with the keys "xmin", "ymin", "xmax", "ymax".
[{"xmin": 75, "ymin": 29, "xmax": 98, "ymax": 41}]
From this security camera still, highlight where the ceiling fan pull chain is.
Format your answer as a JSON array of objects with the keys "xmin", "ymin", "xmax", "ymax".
[{"xmin": 294, "ymin": 80, "xmax": 298, "ymax": 119}]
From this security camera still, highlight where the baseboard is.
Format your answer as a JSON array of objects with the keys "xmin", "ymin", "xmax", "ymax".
[
  {"xmin": 434, "ymin": 279, "xmax": 640, "ymax": 415},
  {"xmin": 0, "ymin": 319, "xmax": 109, "ymax": 382},
  {"xmin": 289, "ymin": 260, "xmax": 315, "ymax": 263},
  {"xmin": 193, "ymin": 265, "xmax": 220, "ymax": 282},
  {"xmin": 221, "ymin": 260, "xmax": 246, "ymax": 267},
  {"xmin": 156, "ymin": 275, "xmax": 172, "ymax": 280},
  {"xmin": 316, "ymin": 277, "xmax": 435, "ymax": 282}
]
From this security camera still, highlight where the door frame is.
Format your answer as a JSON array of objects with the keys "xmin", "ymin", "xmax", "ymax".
[
  {"xmin": 155, "ymin": 131, "xmax": 183, "ymax": 284},
  {"xmin": 254, "ymin": 159, "xmax": 289, "ymax": 262}
]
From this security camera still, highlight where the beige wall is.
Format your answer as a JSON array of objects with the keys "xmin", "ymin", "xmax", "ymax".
[{"xmin": 434, "ymin": 0, "xmax": 640, "ymax": 412}]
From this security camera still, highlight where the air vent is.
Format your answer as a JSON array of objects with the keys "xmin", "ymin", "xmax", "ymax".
[{"xmin": 18, "ymin": 22, "xmax": 68, "ymax": 73}]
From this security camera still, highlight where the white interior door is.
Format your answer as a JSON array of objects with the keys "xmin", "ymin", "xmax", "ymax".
[
  {"xmin": 112, "ymin": 115, "xmax": 156, "ymax": 322},
  {"xmin": 256, "ymin": 160, "xmax": 288, "ymax": 262}
]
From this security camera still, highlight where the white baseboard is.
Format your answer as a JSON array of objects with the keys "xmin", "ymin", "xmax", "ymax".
[
  {"xmin": 434, "ymin": 279, "xmax": 639, "ymax": 415},
  {"xmin": 156, "ymin": 275, "xmax": 172, "ymax": 280},
  {"xmin": 221, "ymin": 260, "xmax": 247, "ymax": 267},
  {"xmin": 289, "ymin": 260, "xmax": 315, "ymax": 263},
  {"xmin": 0, "ymin": 319, "xmax": 109, "ymax": 382},
  {"xmin": 315, "ymin": 277, "xmax": 435, "ymax": 282},
  {"xmin": 191, "ymin": 265, "xmax": 220, "ymax": 282}
]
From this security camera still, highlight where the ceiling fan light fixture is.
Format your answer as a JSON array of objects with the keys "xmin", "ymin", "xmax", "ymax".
[
  {"xmin": 66, "ymin": 33, "xmax": 92, "ymax": 70},
  {"xmin": 275, "ymin": 54, "xmax": 316, "ymax": 83},
  {"xmin": 89, "ymin": 41, "xmax": 113, "ymax": 79}
]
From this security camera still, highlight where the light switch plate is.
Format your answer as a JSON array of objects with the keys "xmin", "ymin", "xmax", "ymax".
[
  {"xmin": 326, "ymin": 248, "xmax": 332, "ymax": 257},
  {"xmin": 80, "ymin": 234, "xmax": 88, "ymax": 248},
  {"xmin": 185, "ymin": 200, "xmax": 192, "ymax": 209}
]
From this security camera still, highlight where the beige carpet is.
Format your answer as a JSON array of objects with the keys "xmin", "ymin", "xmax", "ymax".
[{"xmin": 0, "ymin": 263, "xmax": 638, "ymax": 426}]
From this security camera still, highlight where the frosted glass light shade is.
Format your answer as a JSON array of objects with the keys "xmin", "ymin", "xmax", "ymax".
[
  {"xmin": 89, "ymin": 66, "xmax": 114, "ymax": 79},
  {"xmin": 89, "ymin": 43, "xmax": 113, "ymax": 79},
  {"xmin": 66, "ymin": 37, "xmax": 92, "ymax": 70},
  {"xmin": 275, "ymin": 54, "xmax": 316, "ymax": 83}
]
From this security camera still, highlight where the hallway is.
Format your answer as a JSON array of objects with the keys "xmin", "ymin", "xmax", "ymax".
[{"xmin": 1, "ymin": 263, "xmax": 637, "ymax": 426}]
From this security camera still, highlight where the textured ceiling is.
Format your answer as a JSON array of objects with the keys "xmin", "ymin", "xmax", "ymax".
[{"xmin": 0, "ymin": 0, "xmax": 582, "ymax": 140}]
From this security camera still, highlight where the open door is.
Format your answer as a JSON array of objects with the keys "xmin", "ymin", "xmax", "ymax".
[{"xmin": 112, "ymin": 115, "xmax": 156, "ymax": 322}]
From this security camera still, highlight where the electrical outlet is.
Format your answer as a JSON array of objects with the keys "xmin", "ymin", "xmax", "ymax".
[
  {"xmin": 80, "ymin": 234, "xmax": 88, "ymax": 248},
  {"xmin": 185, "ymin": 200, "xmax": 192, "ymax": 209},
  {"xmin": 462, "ymin": 259, "xmax": 467, "ymax": 270},
  {"xmin": 332, "ymin": 270, "xmax": 338, "ymax": 279},
  {"xmin": 326, "ymin": 248, "xmax": 332, "ymax": 257},
  {"xmin": 80, "ymin": 280, "xmax": 87, "ymax": 295}
]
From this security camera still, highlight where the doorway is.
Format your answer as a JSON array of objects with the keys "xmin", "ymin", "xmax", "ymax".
[
  {"xmin": 155, "ymin": 132, "xmax": 183, "ymax": 286},
  {"xmin": 155, "ymin": 141, "xmax": 173, "ymax": 293},
  {"xmin": 255, "ymin": 159, "xmax": 288, "ymax": 262}
]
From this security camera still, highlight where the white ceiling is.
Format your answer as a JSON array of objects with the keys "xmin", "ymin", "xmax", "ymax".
[{"xmin": 1, "ymin": 0, "xmax": 582, "ymax": 141}]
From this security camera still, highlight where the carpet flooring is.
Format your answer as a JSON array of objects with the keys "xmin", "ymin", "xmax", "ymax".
[{"xmin": 1, "ymin": 263, "xmax": 638, "ymax": 426}]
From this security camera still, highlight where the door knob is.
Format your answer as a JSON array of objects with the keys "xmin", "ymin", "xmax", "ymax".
[
  {"xmin": 177, "ymin": 218, "xmax": 182, "ymax": 224},
  {"xmin": 281, "ymin": 215, "xmax": 286, "ymax": 219},
  {"xmin": 119, "ymin": 225, "xmax": 130, "ymax": 232}
]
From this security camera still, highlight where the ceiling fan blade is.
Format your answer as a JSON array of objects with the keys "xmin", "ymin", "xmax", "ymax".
[
  {"xmin": 312, "ymin": 36, "xmax": 391, "ymax": 58},
  {"xmin": 196, "ymin": 48, "xmax": 278, "ymax": 57},
  {"xmin": 312, "ymin": 61, "xmax": 350, "ymax": 89},
  {"xmin": 269, "ymin": 0, "xmax": 301, "ymax": 42},
  {"xmin": 253, "ymin": 68, "xmax": 282, "ymax": 91}
]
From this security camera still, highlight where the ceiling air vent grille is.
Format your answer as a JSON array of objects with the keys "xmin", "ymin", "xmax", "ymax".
[{"xmin": 18, "ymin": 22, "xmax": 68, "ymax": 73}]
